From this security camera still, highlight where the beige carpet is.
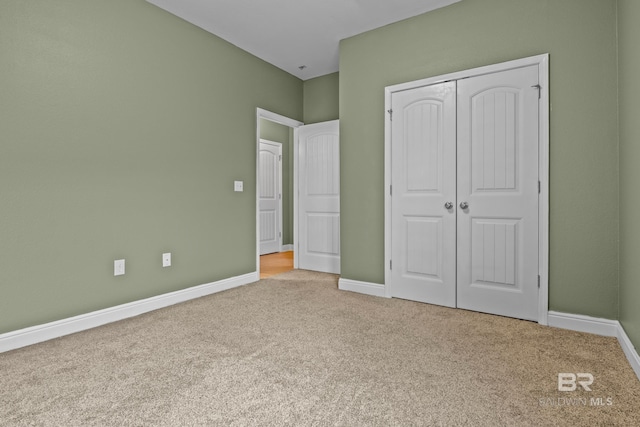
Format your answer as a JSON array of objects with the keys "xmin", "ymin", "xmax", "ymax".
[{"xmin": 1, "ymin": 270, "xmax": 639, "ymax": 426}]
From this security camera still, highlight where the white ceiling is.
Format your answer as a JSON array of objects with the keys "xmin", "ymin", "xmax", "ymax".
[{"xmin": 146, "ymin": 0, "xmax": 461, "ymax": 80}]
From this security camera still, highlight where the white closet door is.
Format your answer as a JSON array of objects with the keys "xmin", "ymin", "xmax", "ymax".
[
  {"xmin": 456, "ymin": 65, "xmax": 540, "ymax": 321},
  {"xmin": 390, "ymin": 82, "xmax": 457, "ymax": 307},
  {"xmin": 297, "ymin": 120, "xmax": 340, "ymax": 274},
  {"xmin": 259, "ymin": 140, "xmax": 282, "ymax": 255}
]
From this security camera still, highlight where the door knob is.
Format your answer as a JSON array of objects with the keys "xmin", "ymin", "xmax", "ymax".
[
  {"xmin": 459, "ymin": 201, "xmax": 469, "ymax": 209},
  {"xmin": 444, "ymin": 202, "xmax": 453, "ymax": 210}
]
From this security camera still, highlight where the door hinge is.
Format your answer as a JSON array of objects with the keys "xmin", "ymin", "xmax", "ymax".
[
  {"xmin": 532, "ymin": 84, "xmax": 541, "ymax": 99},
  {"xmin": 538, "ymin": 181, "xmax": 541, "ymax": 194},
  {"xmin": 387, "ymin": 109, "xmax": 393, "ymax": 121},
  {"xmin": 390, "ymin": 260, "xmax": 392, "ymax": 270},
  {"xmin": 279, "ymin": 231, "xmax": 282, "ymax": 238},
  {"xmin": 538, "ymin": 275, "xmax": 541, "ymax": 288},
  {"xmin": 390, "ymin": 185, "xmax": 392, "ymax": 196},
  {"xmin": 279, "ymin": 155, "xmax": 282, "ymax": 161},
  {"xmin": 279, "ymin": 193, "xmax": 282, "ymax": 200}
]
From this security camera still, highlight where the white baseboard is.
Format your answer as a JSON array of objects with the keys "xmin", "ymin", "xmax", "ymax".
[
  {"xmin": 548, "ymin": 311, "xmax": 619, "ymax": 337},
  {"xmin": 338, "ymin": 278, "xmax": 388, "ymax": 298},
  {"xmin": 281, "ymin": 245, "xmax": 293, "ymax": 252},
  {"xmin": 548, "ymin": 311, "xmax": 640, "ymax": 381},
  {"xmin": 0, "ymin": 272, "xmax": 259, "ymax": 354},
  {"xmin": 617, "ymin": 323, "xmax": 640, "ymax": 380}
]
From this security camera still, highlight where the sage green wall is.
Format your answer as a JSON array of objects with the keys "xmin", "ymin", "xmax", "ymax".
[
  {"xmin": 618, "ymin": 0, "xmax": 640, "ymax": 350},
  {"xmin": 339, "ymin": 0, "xmax": 619, "ymax": 318},
  {"xmin": 260, "ymin": 119, "xmax": 293, "ymax": 245},
  {"xmin": 0, "ymin": 0, "xmax": 302, "ymax": 333},
  {"xmin": 303, "ymin": 73, "xmax": 339, "ymax": 124}
]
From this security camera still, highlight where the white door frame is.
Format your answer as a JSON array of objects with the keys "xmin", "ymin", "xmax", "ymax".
[
  {"xmin": 384, "ymin": 54, "xmax": 550, "ymax": 325},
  {"xmin": 256, "ymin": 108, "xmax": 303, "ymax": 276}
]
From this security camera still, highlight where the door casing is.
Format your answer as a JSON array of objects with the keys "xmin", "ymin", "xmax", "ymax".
[{"xmin": 384, "ymin": 54, "xmax": 550, "ymax": 325}]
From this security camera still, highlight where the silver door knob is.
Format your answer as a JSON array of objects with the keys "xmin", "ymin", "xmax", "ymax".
[
  {"xmin": 444, "ymin": 202, "xmax": 453, "ymax": 210},
  {"xmin": 460, "ymin": 201, "xmax": 469, "ymax": 209}
]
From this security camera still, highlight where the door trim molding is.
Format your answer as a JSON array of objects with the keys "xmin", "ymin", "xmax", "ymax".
[
  {"xmin": 384, "ymin": 54, "xmax": 550, "ymax": 324},
  {"xmin": 256, "ymin": 109, "xmax": 303, "ymax": 276}
]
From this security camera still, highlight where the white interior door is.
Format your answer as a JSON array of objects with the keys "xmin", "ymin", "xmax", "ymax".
[
  {"xmin": 259, "ymin": 140, "xmax": 282, "ymax": 255},
  {"xmin": 456, "ymin": 65, "xmax": 539, "ymax": 321},
  {"xmin": 297, "ymin": 120, "xmax": 340, "ymax": 274},
  {"xmin": 390, "ymin": 82, "xmax": 457, "ymax": 307},
  {"xmin": 389, "ymin": 64, "xmax": 540, "ymax": 321}
]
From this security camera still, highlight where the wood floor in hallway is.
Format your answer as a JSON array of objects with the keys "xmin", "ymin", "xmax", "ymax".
[{"xmin": 260, "ymin": 251, "xmax": 294, "ymax": 279}]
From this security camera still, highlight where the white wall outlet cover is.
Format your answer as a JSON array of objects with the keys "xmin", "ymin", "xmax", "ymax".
[
  {"xmin": 234, "ymin": 181, "xmax": 243, "ymax": 192},
  {"xmin": 162, "ymin": 253, "xmax": 171, "ymax": 267},
  {"xmin": 114, "ymin": 259, "xmax": 125, "ymax": 276}
]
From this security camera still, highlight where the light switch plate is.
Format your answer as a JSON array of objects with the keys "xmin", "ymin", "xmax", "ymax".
[
  {"xmin": 234, "ymin": 181, "xmax": 243, "ymax": 192},
  {"xmin": 114, "ymin": 259, "xmax": 125, "ymax": 276},
  {"xmin": 162, "ymin": 252, "xmax": 171, "ymax": 267}
]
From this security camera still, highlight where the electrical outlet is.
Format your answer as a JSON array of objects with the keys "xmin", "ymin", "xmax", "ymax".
[
  {"xmin": 234, "ymin": 181, "xmax": 243, "ymax": 192},
  {"xmin": 114, "ymin": 259, "xmax": 125, "ymax": 276},
  {"xmin": 162, "ymin": 252, "xmax": 171, "ymax": 267}
]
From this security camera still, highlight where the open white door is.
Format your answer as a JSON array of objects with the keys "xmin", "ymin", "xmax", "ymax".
[
  {"xmin": 259, "ymin": 140, "xmax": 282, "ymax": 255},
  {"xmin": 297, "ymin": 120, "xmax": 340, "ymax": 274}
]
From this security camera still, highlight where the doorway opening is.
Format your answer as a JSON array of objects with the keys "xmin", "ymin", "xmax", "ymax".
[
  {"xmin": 260, "ymin": 251, "xmax": 294, "ymax": 279},
  {"xmin": 256, "ymin": 109, "xmax": 303, "ymax": 278}
]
